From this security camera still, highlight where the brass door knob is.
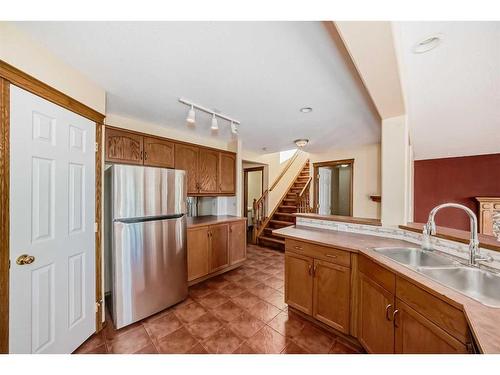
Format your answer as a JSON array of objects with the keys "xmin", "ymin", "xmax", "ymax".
[{"xmin": 16, "ymin": 254, "xmax": 35, "ymax": 265}]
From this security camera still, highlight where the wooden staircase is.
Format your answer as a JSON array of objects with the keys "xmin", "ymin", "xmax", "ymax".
[{"xmin": 256, "ymin": 161, "xmax": 311, "ymax": 250}]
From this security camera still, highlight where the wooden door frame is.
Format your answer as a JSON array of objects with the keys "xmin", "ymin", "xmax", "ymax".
[
  {"xmin": 313, "ymin": 159, "xmax": 354, "ymax": 216},
  {"xmin": 243, "ymin": 166, "xmax": 264, "ymax": 220},
  {"xmin": 0, "ymin": 60, "xmax": 105, "ymax": 353}
]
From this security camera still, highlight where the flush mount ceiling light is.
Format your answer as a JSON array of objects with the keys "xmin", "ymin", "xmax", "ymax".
[
  {"xmin": 340, "ymin": 164, "xmax": 349, "ymax": 168},
  {"xmin": 300, "ymin": 107, "xmax": 313, "ymax": 113},
  {"xmin": 179, "ymin": 98, "xmax": 240, "ymax": 134},
  {"xmin": 413, "ymin": 35, "xmax": 442, "ymax": 54},
  {"xmin": 294, "ymin": 139, "xmax": 309, "ymax": 148}
]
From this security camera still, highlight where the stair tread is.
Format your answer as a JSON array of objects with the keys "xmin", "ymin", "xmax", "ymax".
[
  {"xmin": 258, "ymin": 236, "xmax": 285, "ymax": 245},
  {"xmin": 280, "ymin": 205, "xmax": 297, "ymax": 209},
  {"xmin": 270, "ymin": 219, "xmax": 294, "ymax": 225},
  {"xmin": 275, "ymin": 212, "xmax": 295, "ymax": 216}
]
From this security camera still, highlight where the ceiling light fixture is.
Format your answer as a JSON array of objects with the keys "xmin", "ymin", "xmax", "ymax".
[
  {"xmin": 294, "ymin": 139, "xmax": 309, "ymax": 148},
  {"xmin": 211, "ymin": 114, "xmax": 219, "ymax": 131},
  {"xmin": 186, "ymin": 105, "xmax": 196, "ymax": 124},
  {"xmin": 300, "ymin": 107, "xmax": 313, "ymax": 113},
  {"xmin": 413, "ymin": 35, "xmax": 442, "ymax": 54},
  {"xmin": 179, "ymin": 98, "xmax": 240, "ymax": 134}
]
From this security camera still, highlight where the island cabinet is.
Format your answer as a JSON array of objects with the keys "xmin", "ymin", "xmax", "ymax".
[
  {"xmin": 187, "ymin": 220, "xmax": 246, "ymax": 283},
  {"xmin": 284, "ymin": 239, "xmax": 351, "ymax": 334},
  {"xmin": 357, "ymin": 255, "xmax": 472, "ymax": 354},
  {"xmin": 105, "ymin": 126, "xmax": 236, "ymax": 195}
]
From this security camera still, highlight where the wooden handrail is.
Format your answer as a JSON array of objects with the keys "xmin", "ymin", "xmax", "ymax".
[
  {"xmin": 298, "ymin": 177, "xmax": 312, "ymax": 197},
  {"xmin": 269, "ymin": 151, "xmax": 299, "ymax": 191}
]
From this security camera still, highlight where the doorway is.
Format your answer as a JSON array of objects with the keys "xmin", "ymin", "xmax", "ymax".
[
  {"xmin": 313, "ymin": 159, "xmax": 354, "ymax": 216},
  {"xmin": 243, "ymin": 166, "xmax": 264, "ymax": 242}
]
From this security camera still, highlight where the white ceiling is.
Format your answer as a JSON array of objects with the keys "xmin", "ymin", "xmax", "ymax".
[
  {"xmin": 396, "ymin": 22, "xmax": 500, "ymax": 160},
  {"xmin": 13, "ymin": 21, "xmax": 380, "ymax": 153}
]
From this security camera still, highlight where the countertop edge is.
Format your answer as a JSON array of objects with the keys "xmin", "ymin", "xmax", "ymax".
[{"xmin": 187, "ymin": 215, "xmax": 247, "ymax": 229}]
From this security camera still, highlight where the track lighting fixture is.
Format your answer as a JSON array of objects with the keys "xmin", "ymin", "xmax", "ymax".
[
  {"xmin": 179, "ymin": 98, "xmax": 240, "ymax": 135},
  {"xmin": 186, "ymin": 105, "xmax": 196, "ymax": 124},
  {"xmin": 211, "ymin": 113, "xmax": 219, "ymax": 131}
]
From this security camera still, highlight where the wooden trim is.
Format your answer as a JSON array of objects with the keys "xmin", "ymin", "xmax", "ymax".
[
  {"xmin": 269, "ymin": 151, "xmax": 299, "ymax": 191},
  {"xmin": 313, "ymin": 159, "xmax": 354, "ymax": 215},
  {"xmin": 0, "ymin": 60, "xmax": 104, "ymax": 123},
  {"xmin": 105, "ymin": 124, "xmax": 236, "ymax": 156},
  {"xmin": 95, "ymin": 123, "xmax": 103, "ymax": 332},
  {"xmin": 243, "ymin": 166, "xmax": 264, "ymax": 219},
  {"xmin": 0, "ymin": 78, "xmax": 10, "ymax": 354}
]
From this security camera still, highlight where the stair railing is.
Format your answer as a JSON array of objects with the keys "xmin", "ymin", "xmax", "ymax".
[
  {"xmin": 252, "ymin": 189, "xmax": 268, "ymax": 243},
  {"xmin": 295, "ymin": 176, "xmax": 312, "ymax": 213}
]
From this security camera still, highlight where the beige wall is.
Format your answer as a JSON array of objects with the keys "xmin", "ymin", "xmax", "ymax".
[
  {"xmin": 0, "ymin": 22, "xmax": 106, "ymax": 113},
  {"xmin": 309, "ymin": 143, "xmax": 381, "ymax": 219}
]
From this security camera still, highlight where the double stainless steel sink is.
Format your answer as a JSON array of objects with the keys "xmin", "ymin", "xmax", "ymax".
[{"xmin": 374, "ymin": 247, "xmax": 500, "ymax": 308}]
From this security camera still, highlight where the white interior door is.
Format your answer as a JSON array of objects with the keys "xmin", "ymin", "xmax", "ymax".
[
  {"xmin": 318, "ymin": 168, "xmax": 332, "ymax": 215},
  {"xmin": 9, "ymin": 86, "xmax": 96, "ymax": 353}
]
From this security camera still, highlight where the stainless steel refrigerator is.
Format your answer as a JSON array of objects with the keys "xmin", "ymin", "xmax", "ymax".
[{"xmin": 105, "ymin": 164, "xmax": 188, "ymax": 329}]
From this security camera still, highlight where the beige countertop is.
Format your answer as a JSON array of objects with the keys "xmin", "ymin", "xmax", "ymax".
[
  {"xmin": 187, "ymin": 215, "xmax": 246, "ymax": 229},
  {"xmin": 273, "ymin": 225, "xmax": 500, "ymax": 354}
]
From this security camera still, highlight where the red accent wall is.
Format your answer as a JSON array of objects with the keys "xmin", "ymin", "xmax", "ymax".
[{"xmin": 414, "ymin": 153, "xmax": 500, "ymax": 231}]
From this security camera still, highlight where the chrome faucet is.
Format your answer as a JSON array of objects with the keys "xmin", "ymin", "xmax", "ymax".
[{"xmin": 422, "ymin": 203, "xmax": 492, "ymax": 267}]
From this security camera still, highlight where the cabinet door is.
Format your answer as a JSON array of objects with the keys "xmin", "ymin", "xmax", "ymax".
[
  {"xmin": 285, "ymin": 252, "xmax": 313, "ymax": 315},
  {"xmin": 229, "ymin": 221, "xmax": 246, "ymax": 264},
  {"xmin": 394, "ymin": 299, "xmax": 468, "ymax": 354},
  {"xmin": 187, "ymin": 226, "xmax": 210, "ymax": 281},
  {"xmin": 209, "ymin": 224, "xmax": 229, "ymax": 272},
  {"xmin": 358, "ymin": 272, "xmax": 395, "ymax": 353},
  {"xmin": 313, "ymin": 259, "xmax": 350, "ymax": 334},
  {"xmin": 105, "ymin": 128, "xmax": 143, "ymax": 164},
  {"xmin": 198, "ymin": 148, "xmax": 219, "ymax": 194},
  {"xmin": 219, "ymin": 152, "xmax": 236, "ymax": 194},
  {"xmin": 143, "ymin": 136, "xmax": 174, "ymax": 168},
  {"xmin": 175, "ymin": 143, "xmax": 199, "ymax": 194}
]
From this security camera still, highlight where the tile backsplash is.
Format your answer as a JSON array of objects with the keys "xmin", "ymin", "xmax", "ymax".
[{"xmin": 296, "ymin": 217, "xmax": 500, "ymax": 271}]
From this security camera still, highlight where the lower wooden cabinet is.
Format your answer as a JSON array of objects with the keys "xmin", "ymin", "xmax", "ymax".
[
  {"xmin": 313, "ymin": 259, "xmax": 350, "ymax": 334},
  {"xmin": 358, "ymin": 272, "xmax": 395, "ymax": 353},
  {"xmin": 394, "ymin": 299, "xmax": 468, "ymax": 354},
  {"xmin": 285, "ymin": 252, "xmax": 314, "ymax": 315},
  {"xmin": 187, "ymin": 220, "xmax": 246, "ymax": 283}
]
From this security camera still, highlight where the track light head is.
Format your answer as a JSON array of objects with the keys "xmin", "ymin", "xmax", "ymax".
[
  {"xmin": 211, "ymin": 114, "xmax": 219, "ymax": 130},
  {"xmin": 186, "ymin": 105, "xmax": 196, "ymax": 124}
]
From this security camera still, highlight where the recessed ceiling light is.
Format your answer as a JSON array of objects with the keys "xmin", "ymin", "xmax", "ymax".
[
  {"xmin": 300, "ymin": 107, "xmax": 313, "ymax": 113},
  {"xmin": 413, "ymin": 35, "xmax": 442, "ymax": 54}
]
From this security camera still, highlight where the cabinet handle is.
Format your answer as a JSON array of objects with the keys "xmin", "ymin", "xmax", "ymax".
[
  {"xmin": 144, "ymin": 151, "xmax": 148, "ymax": 160},
  {"xmin": 308, "ymin": 265, "xmax": 312, "ymax": 276},
  {"xmin": 385, "ymin": 304, "xmax": 393, "ymax": 321},
  {"xmin": 326, "ymin": 254, "xmax": 337, "ymax": 258},
  {"xmin": 393, "ymin": 309, "xmax": 400, "ymax": 327},
  {"xmin": 294, "ymin": 246, "xmax": 302, "ymax": 250},
  {"xmin": 313, "ymin": 265, "xmax": 317, "ymax": 276},
  {"xmin": 140, "ymin": 151, "xmax": 143, "ymax": 160}
]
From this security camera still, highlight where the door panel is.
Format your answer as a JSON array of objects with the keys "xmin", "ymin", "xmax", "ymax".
[
  {"xmin": 358, "ymin": 272, "xmax": 395, "ymax": 353},
  {"xmin": 198, "ymin": 148, "xmax": 219, "ymax": 194},
  {"xmin": 187, "ymin": 226, "xmax": 210, "ymax": 281},
  {"xmin": 10, "ymin": 86, "xmax": 96, "ymax": 353},
  {"xmin": 394, "ymin": 299, "xmax": 468, "ymax": 354},
  {"xmin": 143, "ymin": 136, "xmax": 174, "ymax": 168},
  {"xmin": 174, "ymin": 143, "xmax": 199, "ymax": 194},
  {"xmin": 219, "ymin": 152, "xmax": 236, "ymax": 194},
  {"xmin": 105, "ymin": 128, "xmax": 143, "ymax": 164},
  {"xmin": 285, "ymin": 253, "xmax": 313, "ymax": 315},
  {"xmin": 209, "ymin": 224, "xmax": 229, "ymax": 272},
  {"xmin": 229, "ymin": 221, "xmax": 246, "ymax": 264},
  {"xmin": 313, "ymin": 259, "xmax": 350, "ymax": 333}
]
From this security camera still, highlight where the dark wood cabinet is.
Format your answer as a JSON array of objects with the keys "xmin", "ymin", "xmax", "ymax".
[
  {"xmin": 143, "ymin": 136, "xmax": 174, "ymax": 168},
  {"xmin": 313, "ymin": 259, "xmax": 350, "ymax": 334},
  {"xmin": 219, "ymin": 152, "xmax": 236, "ymax": 194},
  {"xmin": 358, "ymin": 272, "xmax": 395, "ymax": 353},
  {"xmin": 187, "ymin": 226, "xmax": 209, "ymax": 281},
  {"xmin": 174, "ymin": 143, "xmax": 199, "ymax": 194},
  {"xmin": 105, "ymin": 128, "xmax": 143, "ymax": 165},
  {"xmin": 229, "ymin": 220, "xmax": 246, "ymax": 264},
  {"xmin": 198, "ymin": 148, "xmax": 219, "ymax": 194}
]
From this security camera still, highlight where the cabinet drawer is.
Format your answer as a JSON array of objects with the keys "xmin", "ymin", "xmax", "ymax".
[
  {"xmin": 285, "ymin": 239, "xmax": 350, "ymax": 267},
  {"xmin": 396, "ymin": 276, "xmax": 469, "ymax": 344},
  {"xmin": 358, "ymin": 255, "xmax": 395, "ymax": 294}
]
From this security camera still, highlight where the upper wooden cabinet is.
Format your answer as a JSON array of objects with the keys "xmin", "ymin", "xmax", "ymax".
[
  {"xmin": 198, "ymin": 148, "xmax": 219, "ymax": 194},
  {"xmin": 105, "ymin": 126, "xmax": 236, "ymax": 196},
  {"xmin": 143, "ymin": 136, "xmax": 174, "ymax": 168},
  {"xmin": 174, "ymin": 143, "xmax": 199, "ymax": 194},
  {"xmin": 105, "ymin": 128, "xmax": 143, "ymax": 165},
  {"xmin": 219, "ymin": 152, "xmax": 236, "ymax": 194}
]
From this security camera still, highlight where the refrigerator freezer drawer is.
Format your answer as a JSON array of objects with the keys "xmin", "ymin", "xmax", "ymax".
[{"xmin": 111, "ymin": 215, "xmax": 187, "ymax": 329}]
